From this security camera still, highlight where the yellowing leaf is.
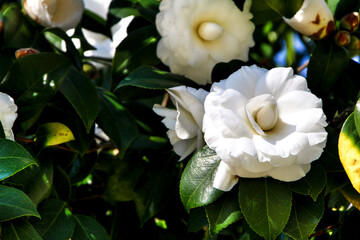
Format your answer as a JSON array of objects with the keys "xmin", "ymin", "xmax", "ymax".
[
  {"xmin": 36, "ymin": 122, "xmax": 75, "ymax": 147},
  {"xmin": 338, "ymin": 113, "xmax": 360, "ymax": 194}
]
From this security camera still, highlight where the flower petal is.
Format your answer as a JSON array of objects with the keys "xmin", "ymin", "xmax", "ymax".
[
  {"xmin": 268, "ymin": 164, "xmax": 311, "ymax": 182},
  {"xmin": 213, "ymin": 161, "xmax": 239, "ymax": 191}
]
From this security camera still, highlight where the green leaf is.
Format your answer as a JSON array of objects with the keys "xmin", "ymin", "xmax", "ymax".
[
  {"xmin": 112, "ymin": 25, "xmax": 160, "ymax": 81},
  {"xmin": 283, "ymin": 194, "xmax": 324, "ymax": 240},
  {"xmin": 290, "ymin": 162, "xmax": 326, "ymax": 201},
  {"xmin": 188, "ymin": 208, "xmax": 208, "ymax": 233},
  {"xmin": 238, "ymin": 178, "xmax": 292, "ymax": 240},
  {"xmin": 114, "ymin": 66, "xmax": 198, "ymax": 100},
  {"xmin": 31, "ymin": 199, "xmax": 75, "ymax": 240},
  {"xmin": 264, "ymin": 0, "xmax": 304, "ymax": 19},
  {"xmin": 43, "ymin": 28, "xmax": 82, "ymax": 70},
  {"xmin": 2, "ymin": 6, "xmax": 34, "ymax": 48},
  {"xmin": 0, "ymin": 185, "xmax": 40, "ymax": 221},
  {"xmin": 338, "ymin": 112, "xmax": 360, "ymax": 194},
  {"xmin": 96, "ymin": 88, "xmax": 138, "ymax": 154},
  {"xmin": 72, "ymin": 215, "xmax": 110, "ymax": 240},
  {"xmin": 307, "ymin": 43, "xmax": 349, "ymax": 96},
  {"xmin": 52, "ymin": 166, "xmax": 72, "ymax": 202},
  {"xmin": 334, "ymin": 0, "xmax": 360, "ymax": 19},
  {"xmin": 180, "ymin": 146, "xmax": 224, "ymax": 212},
  {"xmin": 59, "ymin": 67, "xmax": 99, "ymax": 133},
  {"xmin": 2, "ymin": 219, "xmax": 42, "ymax": 240},
  {"xmin": 205, "ymin": 189, "xmax": 243, "ymax": 236},
  {"xmin": 0, "ymin": 52, "xmax": 72, "ymax": 130},
  {"xmin": 0, "ymin": 139, "xmax": 38, "ymax": 181},
  {"xmin": 26, "ymin": 158, "xmax": 53, "ymax": 207},
  {"xmin": 36, "ymin": 122, "xmax": 75, "ymax": 147}
]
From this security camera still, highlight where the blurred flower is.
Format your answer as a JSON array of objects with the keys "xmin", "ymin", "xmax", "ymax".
[
  {"xmin": 15, "ymin": 48, "xmax": 40, "ymax": 59},
  {"xmin": 283, "ymin": 0, "xmax": 335, "ymax": 40},
  {"xmin": 24, "ymin": 0, "xmax": 84, "ymax": 31},
  {"xmin": 155, "ymin": 0, "xmax": 255, "ymax": 85},
  {"xmin": 203, "ymin": 65, "xmax": 327, "ymax": 191},
  {"xmin": 80, "ymin": 0, "xmax": 134, "ymax": 59},
  {"xmin": 0, "ymin": 93, "xmax": 18, "ymax": 140},
  {"xmin": 153, "ymin": 86, "xmax": 209, "ymax": 160},
  {"xmin": 334, "ymin": 30, "xmax": 351, "ymax": 47},
  {"xmin": 340, "ymin": 12, "xmax": 360, "ymax": 33}
]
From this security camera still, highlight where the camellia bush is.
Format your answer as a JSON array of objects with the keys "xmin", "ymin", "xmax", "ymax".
[{"xmin": 1, "ymin": 0, "xmax": 360, "ymax": 239}]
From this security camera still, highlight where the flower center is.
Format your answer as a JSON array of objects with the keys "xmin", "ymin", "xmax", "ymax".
[
  {"xmin": 197, "ymin": 22, "xmax": 224, "ymax": 41},
  {"xmin": 246, "ymin": 94, "xmax": 278, "ymax": 135}
]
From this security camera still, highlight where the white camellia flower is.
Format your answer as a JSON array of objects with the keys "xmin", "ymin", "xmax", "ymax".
[
  {"xmin": 153, "ymin": 86, "xmax": 209, "ymax": 160},
  {"xmin": 0, "ymin": 92, "xmax": 18, "ymax": 140},
  {"xmin": 156, "ymin": 0, "xmax": 255, "ymax": 85},
  {"xmin": 24, "ymin": 0, "xmax": 84, "ymax": 31},
  {"xmin": 203, "ymin": 65, "xmax": 328, "ymax": 191},
  {"xmin": 82, "ymin": 0, "xmax": 134, "ymax": 59},
  {"xmin": 283, "ymin": 0, "xmax": 335, "ymax": 40}
]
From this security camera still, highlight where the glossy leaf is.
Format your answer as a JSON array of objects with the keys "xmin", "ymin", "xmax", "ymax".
[
  {"xmin": 113, "ymin": 25, "xmax": 160, "ymax": 81},
  {"xmin": 290, "ymin": 162, "xmax": 326, "ymax": 201},
  {"xmin": 0, "ymin": 185, "xmax": 40, "ymax": 221},
  {"xmin": 180, "ymin": 146, "xmax": 224, "ymax": 212},
  {"xmin": 96, "ymin": 88, "xmax": 138, "ymax": 154},
  {"xmin": 0, "ymin": 52, "xmax": 72, "ymax": 130},
  {"xmin": 115, "ymin": 66, "xmax": 198, "ymax": 100},
  {"xmin": 36, "ymin": 122, "xmax": 75, "ymax": 147},
  {"xmin": 2, "ymin": 219, "xmax": 42, "ymax": 240},
  {"xmin": 354, "ymin": 98, "xmax": 360, "ymax": 137},
  {"xmin": 72, "ymin": 215, "xmax": 110, "ymax": 240},
  {"xmin": 283, "ymin": 194, "xmax": 324, "ymax": 240},
  {"xmin": 59, "ymin": 67, "xmax": 99, "ymax": 133},
  {"xmin": 0, "ymin": 139, "xmax": 38, "ymax": 181},
  {"xmin": 31, "ymin": 199, "xmax": 75, "ymax": 240},
  {"xmin": 340, "ymin": 184, "xmax": 360, "ymax": 211},
  {"xmin": 250, "ymin": 0, "xmax": 282, "ymax": 25},
  {"xmin": 238, "ymin": 178, "xmax": 292, "ymax": 240},
  {"xmin": 338, "ymin": 112, "xmax": 360, "ymax": 194},
  {"xmin": 205, "ymin": 189, "xmax": 243, "ymax": 236}
]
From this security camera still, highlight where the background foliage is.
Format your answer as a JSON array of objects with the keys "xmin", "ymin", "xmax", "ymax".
[{"xmin": 0, "ymin": 0, "xmax": 360, "ymax": 239}]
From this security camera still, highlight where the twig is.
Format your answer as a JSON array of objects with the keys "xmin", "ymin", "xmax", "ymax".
[
  {"xmin": 309, "ymin": 222, "xmax": 341, "ymax": 238},
  {"xmin": 162, "ymin": 92, "xmax": 169, "ymax": 107},
  {"xmin": 329, "ymin": 107, "xmax": 354, "ymax": 128},
  {"xmin": 297, "ymin": 60, "xmax": 309, "ymax": 73}
]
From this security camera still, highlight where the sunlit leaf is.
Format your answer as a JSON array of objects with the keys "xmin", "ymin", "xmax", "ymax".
[
  {"xmin": 180, "ymin": 146, "xmax": 224, "ymax": 213},
  {"xmin": 338, "ymin": 112, "xmax": 360, "ymax": 194},
  {"xmin": 36, "ymin": 122, "xmax": 75, "ymax": 147},
  {"xmin": 72, "ymin": 215, "xmax": 109, "ymax": 240}
]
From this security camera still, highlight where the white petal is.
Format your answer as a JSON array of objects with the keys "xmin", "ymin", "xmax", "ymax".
[
  {"xmin": 268, "ymin": 164, "xmax": 311, "ymax": 182},
  {"xmin": 213, "ymin": 161, "xmax": 239, "ymax": 191},
  {"xmin": 277, "ymin": 91, "xmax": 322, "ymax": 117},
  {"xmin": 173, "ymin": 138, "xmax": 197, "ymax": 160},
  {"xmin": 175, "ymin": 104, "xmax": 198, "ymax": 139},
  {"xmin": 255, "ymin": 67, "xmax": 294, "ymax": 99}
]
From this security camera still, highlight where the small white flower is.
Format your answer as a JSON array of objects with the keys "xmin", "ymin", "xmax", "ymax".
[
  {"xmin": 156, "ymin": 0, "xmax": 255, "ymax": 85},
  {"xmin": 24, "ymin": 0, "xmax": 84, "ymax": 31},
  {"xmin": 203, "ymin": 65, "xmax": 327, "ymax": 191},
  {"xmin": 153, "ymin": 86, "xmax": 209, "ymax": 160},
  {"xmin": 283, "ymin": 0, "xmax": 335, "ymax": 40},
  {"xmin": 0, "ymin": 93, "xmax": 18, "ymax": 140}
]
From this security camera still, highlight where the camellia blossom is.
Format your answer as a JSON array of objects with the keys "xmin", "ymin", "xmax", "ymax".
[
  {"xmin": 82, "ymin": 0, "xmax": 134, "ymax": 59},
  {"xmin": 0, "ymin": 92, "xmax": 18, "ymax": 140},
  {"xmin": 283, "ymin": 0, "xmax": 335, "ymax": 40},
  {"xmin": 203, "ymin": 65, "xmax": 327, "ymax": 191},
  {"xmin": 155, "ymin": 0, "xmax": 255, "ymax": 85},
  {"xmin": 153, "ymin": 86, "xmax": 209, "ymax": 160},
  {"xmin": 24, "ymin": 0, "xmax": 84, "ymax": 31}
]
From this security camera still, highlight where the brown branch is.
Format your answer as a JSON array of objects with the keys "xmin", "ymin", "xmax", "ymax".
[
  {"xmin": 162, "ymin": 92, "xmax": 169, "ymax": 107},
  {"xmin": 297, "ymin": 60, "xmax": 309, "ymax": 73},
  {"xmin": 309, "ymin": 222, "xmax": 341, "ymax": 238}
]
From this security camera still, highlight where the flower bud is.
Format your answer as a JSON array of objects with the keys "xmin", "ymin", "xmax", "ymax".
[
  {"xmin": 349, "ymin": 36, "xmax": 360, "ymax": 51},
  {"xmin": 283, "ymin": 0, "xmax": 335, "ymax": 40},
  {"xmin": 15, "ymin": 48, "xmax": 40, "ymax": 59},
  {"xmin": 334, "ymin": 30, "xmax": 351, "ymax": 47},
  {"xmin": 23, "ymin": 0, "xmax": 84, "ymax": 31},
  {"xmin": 340, "ymin": 12, "xmax": 360, "ymax": 33}
]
